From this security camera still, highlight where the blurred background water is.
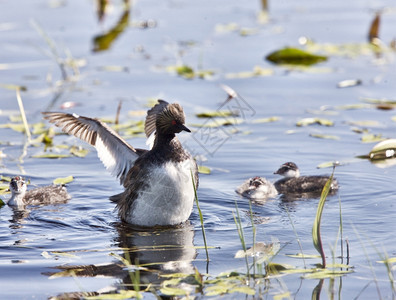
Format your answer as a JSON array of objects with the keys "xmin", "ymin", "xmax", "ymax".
[{"xmin": 1, "ymin": 0, "xmax": 396, "ymax": 299}]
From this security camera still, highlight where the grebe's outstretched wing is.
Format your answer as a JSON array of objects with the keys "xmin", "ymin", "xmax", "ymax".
[{"xmin": 43, "ymin": 112, "xmax": 143, "ymax": 184}]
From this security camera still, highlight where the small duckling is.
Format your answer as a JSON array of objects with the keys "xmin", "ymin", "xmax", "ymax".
[
  {"xmin": 274, "ymin": 162, "xmax": 338, "ymax": 196},
  {"xmin": 236, "ymin": 176, "xmax": 278, "ymax": 199},
  {"xmin": 7, "ymin": 176, "xmax": 70, "ymax": 207}
]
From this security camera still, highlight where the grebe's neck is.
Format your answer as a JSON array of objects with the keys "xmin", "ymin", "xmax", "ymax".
[
  {"xmin": 8, "ymin": 191, "xmax": 26, "ymax": 207},
  {"xmin": 285, "ymin": 169, "xmax": 300, "ymax": 178}
]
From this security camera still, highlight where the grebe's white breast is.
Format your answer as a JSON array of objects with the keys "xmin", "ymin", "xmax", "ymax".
[{"xmin": 127, "ymin": 159, "xmax": 196, "ymax": 227}]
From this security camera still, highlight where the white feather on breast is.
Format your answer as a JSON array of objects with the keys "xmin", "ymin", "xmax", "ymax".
[{"xmin": 127, "ymin": 159, "xmax": 196, "ymax": 226}]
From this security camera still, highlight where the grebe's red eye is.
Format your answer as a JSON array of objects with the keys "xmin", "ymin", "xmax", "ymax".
[{"xmin": 171, "ymin": 120, "xmax": 177, "ymax": 125}]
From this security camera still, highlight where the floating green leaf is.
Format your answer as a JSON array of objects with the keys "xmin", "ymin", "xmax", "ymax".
[
  {"xmin": 286, "ymin": 253, "xmax": 321, "ymax": 259},
  {"xmin": 70, "ymin": 146, "xmax": 89, "ymax": 157},
  {"xmin": 205, "ymin": 284, "xmax": 229, "ymax": 296},
  {"xmin": 239, "ymin": 27, "xmax": 259, "ymax": 36},
  {"xmin": 336, "ymin": 103, "xmax": 371, "ymax": 110},
  {"xmin": 86, "ymin": 290, "xmax": 142, "ymax": 300},
  {"xmin": 160, "ymin": 286, "xmax": 188, "ymax": 296},
  {"xmin": 266, "ymin": 262, "xmax": 295, "ymax": 273},
  {"xmin": 317, "ymin": 161, "xmax": 339, "ymax": 169},
  {"xmin": 361, "ymin": 133, "xmax": 384, "ymax": 143},
  {"xmin": 175, "ymin": 65, "xmax": 194, "ymax": 79},
  {"xmin": 0, "ymin": 198, "xmax": 5, "ymax": 207},
  {"xmin": 225, "ymin": 65, "xmax": 274, "ymax": 79},
  {"xmin": 296, "ymin": 118, "xmax": 334, "ymax": 127},
  {"xmin": 347, "ymin": 120, "xmax": 381, "ymax": 127},
  {"xmin": 0, "ymin": 123, "xmax": 27, "ymax": 132},
  {"xmin": 198, "ymin": 165, "xmax": 211, "ymax": 174},
  {"xmin": 166, "ymin": 65, "xmax": 214, "ymax": 80},
  {"xmin": 50, "ymin": 251, "xmax": 79, "ymax": 258},
  {"xmin": 302, "ymin": 269, "xmax": 353, "ymax": 279},
  {"xmin": 252, "ymin": 116, "xmax": 280, "ymax": 123},
  {"xmin": 266, "ymin": 47, "xmax": 328, "ymax": 66},
  {"xmin": 310, "ymin": 133, "xmax": 340, "ymax": 140},
  {"xmin": 274, "ymin": 292, "xmax": 291, "ymax": 300},
  {"xmin": 32, "ymin": 153, "xmax": 71, "ymax": 159},
  {"xmin": 53, "ymin": 176, "xmax": 74, "ymax": 185},
  {"xmin": 228, "ymin": 286, "xmax": 256, "ymax": 295},
  {"xmin": 362, "ymin": 97, "xmax": 396, "ymax": 106},
  {"xmin": 190, "ymin": 118, "xmax": 243, "ymax": 128},
  {"xmin": 196, "ymin": 110, "xmax": 238, "ymax": 118}
]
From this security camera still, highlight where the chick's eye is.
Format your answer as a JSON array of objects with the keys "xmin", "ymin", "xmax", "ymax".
[{"xmin": 171, "ymin": 120, "xmax": 177, "ymax": 125}]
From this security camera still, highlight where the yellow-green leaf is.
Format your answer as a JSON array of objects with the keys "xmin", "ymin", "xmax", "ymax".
[
  {"xmin": 32, "ymin": 153, "xmax": 71, "ymax": 159},
  {"xmin": 377, "ymin": 257, "xmax": 396, "ymax": 264},
  {"xmin": 225, "ymin": 65, "xmax": 274, "ymax": 79},
  {"xmin": 274, "ymin": 292, "xmax": 291, "ymax": 300},
  {"xmin": 252, "ymin": 116, "xmax": 280, "ymax": 123},
  {"xmin": 160, "ymin": 286, "xmax": 188, "ymax": 296},
  {"xmin": 198, "ymin": 165, "xmax": 211, "ymax": 174},
  {"xmin": 286, "ymin": 253, "xmax": 321, "ymax": 259},
  {"xmin": 196, "ymin": 110, "xmax": 238, "ymax": 118},
  {"xmin": 229, "ymin": 286, "xmax": 256, "ymax": 295},
  {"xmin": 70, "ymin": 146, "xmax": 89, "ymax": 157},
  {"xmin": 0, "ymin": 123, "xmax": 26, "ymax": 132},
  {"xmin": 190, "ymin": 118, "xmax": 243, "ymax": 128},
  {"xmin": 50, "ymin": 251, "xmax": 78, "ymax": 258},
  {"xmin": 266, "ymin": 47, "xmax": 328, "ymax": 66},
  {"xmin": 53, "ymin": 176, "xmax": 74, "ymax": 185},
  {"xmin": 361, "ymin": 133, "xmax": 384, "ymax": 143},
  {"xmin": 296, "ymin": 118, "xmax": 334, "ymax": 127},
  {"xmin": 86, "ymin": 290, "xmax": 142, "ymax": 300},
  {"xmin": 310, "ymin": 133, "xmax": 340, "ymax": 140},
  {"xmin": 317, "ymin": 161, "xmax": 339, "ymax": 169},
  {"xmin": 347, "ymin": 120, "xmax": 381, "ymax": 127},
  {"xmin": 176, "ymin": 65, "xmax": 194, "ymax": 79}
]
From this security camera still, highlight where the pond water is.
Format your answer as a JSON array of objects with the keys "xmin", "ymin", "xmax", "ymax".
[{"xmin": 1, "ymin": 0, "xmax": 396, "ymax": 299}]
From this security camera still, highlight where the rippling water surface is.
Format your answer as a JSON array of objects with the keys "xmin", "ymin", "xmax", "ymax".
[{"xmin": 1, "ymin": 0, "xmax": 396, "ymax": 299}]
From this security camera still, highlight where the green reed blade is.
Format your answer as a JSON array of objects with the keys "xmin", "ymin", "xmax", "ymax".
[{"xmin": 312, "ymin": 166, "xmax": 335, "ymax": 268}]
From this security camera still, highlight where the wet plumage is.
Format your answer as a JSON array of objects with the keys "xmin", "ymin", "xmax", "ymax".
[
  {"xmin": 274, "ymin": 162, "xmax": 338, "ymax": 196},
  {"xmin": 43, "ymin": 100, "xmax": 198, "ymax": 227},
  {"xmin": 236, "ymin": 176, "xmax": 278, "ymax": 199},
  {"xmin": 7, "ymin": 176, "xmax": 70, "ymax": 207}
]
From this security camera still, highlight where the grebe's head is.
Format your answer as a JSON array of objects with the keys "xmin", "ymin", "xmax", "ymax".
[
  {"xmin": 9, "ymin": 176, "xmax": 27, "ymax": 195},
  {"xmin": 156, "ymin": 102, "xmax": 190, "ymax": 135},
  {"xmin": 249, "ymin": 176, "xmax": 265, "ymax": 188},
  {"xmin": 274, "ymin": 162, "xmax": 300, "ymax": 178}
]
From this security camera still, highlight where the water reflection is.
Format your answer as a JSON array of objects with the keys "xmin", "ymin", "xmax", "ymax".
[
  {"xmin": 46, "ymin": 223, "xmax": 196, "ymax": 298},
  {"xmin": 8, "ymin": 207, "xmax": 30, "ymax": 229},
  {"xmin": 93, "ymin": 2, "xmax": 130, "ymax": 52}
]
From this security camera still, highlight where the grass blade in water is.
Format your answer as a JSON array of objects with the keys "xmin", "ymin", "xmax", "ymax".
[
  {"xmin": 312, "ymin": 167, "xmax": 335, "ymax": 268},
  {"xmin": 191, "ymin": 170, "xmax": 209, "ymax": 263}
]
